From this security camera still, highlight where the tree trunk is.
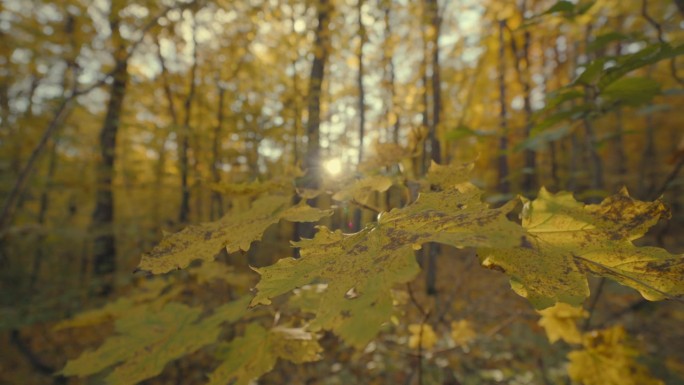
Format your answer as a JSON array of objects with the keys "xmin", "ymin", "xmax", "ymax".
[
  {"xmin": 30, "ymin": 138, "xmax": 60, "ymax": 289},
  {"xmin": 382, "ymin": 2, "xmax": 400, "ymax": 143},
  {"xmin": 296, "ymin": 0, "xmax": 331, "ymax": 243},
  {"xmin": 507, "ymin": 3, "xmax": 536, "ymax": 194},
  {"xmin": 581, "ymin": 24, "xmax": 604, "ymax": 197},
  {"xmin": 497, "ymin": 19, "xmax": 510, "ymax": 194},
  {"xmin": 0, "ymin": 99, "xmax": 73, "ymax": 234},
  {"xmin": 91, "ymin": 56, "xmax": 129, "ymax": 296},
  {"xmin": 211, "ymin": 84, "xmax": 226, "ymax": 220},
  {"xmin": 179, "ymin": 17, "xmax": 199, "ymax": 224},
  {"xmin": 353, "ymin": 0, "xmax": 366, "ymax": 232},
  {"xmin": 424, "ymin": 0, "xmax": 442, "ymax": 297}
]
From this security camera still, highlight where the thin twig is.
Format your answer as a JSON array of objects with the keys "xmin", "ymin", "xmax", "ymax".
[
  {"xmin": 350, "ymin": 199, "xmax": 382, "ymax": 214},
  {"xmin": 407, "ymin": 282, "xmax": 431, "ymax": 385},
  {"xmin": 651, "ymin": 155, "xmax": 684, "ymax": 199},
  {"xmin": 582, "ymin": 277, "xmax": 605, "ymax": 331},
  {"xmin": 641, "ymin": 0, "xmax": 684, "ymax": 85}
]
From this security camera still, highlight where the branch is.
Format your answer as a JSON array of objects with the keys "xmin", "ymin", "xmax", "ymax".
[
  {"xmin": 0, "ymin": 98, "xmax": 74, "ymax": 234},
  {"xmin": 10, "ymin": 329, "xmax": 67, "ymax": 384},
  {"xmin": 641, "ymin": 0, "xmax": 684, "ymax": 85},
  {"xmin": 350, "ymin": 198, "xmax": 381, "ymax": 214}
]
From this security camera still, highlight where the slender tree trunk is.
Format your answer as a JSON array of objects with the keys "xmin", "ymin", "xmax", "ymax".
[
  {"xmin": 507, "ymin": 3, "xmax": 536, "ymax": 194},
  {"xmin": 567, "ymin": 40, "xmax": 581, "ymax": 191},
  {"xmin": 179, "ymin": 17, "xmax": 199, "ymax": 224},
  {"xmin": 152, "ymin": 123, "xmax": 170, "ymax": 229},
  {"xmin": 0, "ymin": 99, "xmax": 73, "ymax": 234},
  {"xmin": 676, "ymin": 0, "xmax": 684, "ymax": 16},
  {"xmin": 612, "ymin": 19, "xmax": 628, "ymax": 185},
  {"xmin": 296, "ymin": 0, "xmax": 331, "ymax": 243},
  {"xmin": 211, "ymin": 84, "xmax": 226, "ymax": 220},
  {"xmin": 357, "ymin": 0, "xmax": 366, "ymax": 165},
  {"xmin": 497, "ymin": 20, "xmax": 510, "ymax": 194},
  {"xmin": 353, "ymin": 0, "xmax": 367, "ymax": 232},
  {"xmin": 91, "ymin": 56, "xmax": 129, "ymax": 296},
  {"xmin": 581, "ymin": 24, "xmax": 604, "ymax": 196},
  {"xmin": 425, "ymin": 0, "xmax": 442, "ymax": 297},
  {"xmin": 30, "ymin": 138, "xmax": 60, "ymax": 289},
  {"xmin": 291, "ymin": 57, "xmax": 301, "ymax": 166},
  {"xmin": 303, "ymin": 0, "xmax": 330, "ymax": 187},
  {"xmin": 382, "ymin": 3, "xmax": 399, "ymax": 143}
]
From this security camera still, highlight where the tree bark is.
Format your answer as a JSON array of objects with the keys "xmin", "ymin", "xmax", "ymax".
[
  {"xmin": 0, "ymin": 98, "xmax": 73, "ymax": 234},
  {"xmin": 90, "ymin": 6, "xmax": 130, "ymax": 296},
  {"xmin": 497, "ymin": 20, "xmax": 510, "ymax": 194},
  {"xmin": 425, "ymin": 0, "xmax": 443, "ymax": 297},
  {"xmin": 353, "ymin": 0, "xmax": 367, "ymax": 232},
  {"xmin": 91, "ymin": 57, "xmax": 129, "ymax": 296},
  {"xmin": 296, "ymin": 0, "xmax": 331, "ymax": 242},
  {"xmin": 507, "ymin": 3, "xmax": 536, "ymax": 194},
  {"xmin": 211, "ymin": 84, "xmax": 226, "ymax": 220},
  {"xmin": 179, "ymin": 17, "xmax": 199, "ymax": 224}
]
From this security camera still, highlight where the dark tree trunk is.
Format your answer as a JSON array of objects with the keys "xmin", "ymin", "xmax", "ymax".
[
  {"xmin": 424, "ymin": 0, "xmax": 442, "ymax": 297},
  {"xmin": 507, "ymin": 3, "xmax": 536, "ymax": 194},
  {"xmin": 353, "ymin": 0, "xmax": 367, "ymax": 232},
  {"xmin": 179, "ymin": 18, "xmax": 199, "ymax": 224},
  {"xmin": 211, "ymin": 85, "xmax": 226, "ymax": 220},
  {"xmin": 91, "ymin": 56, "xmax": 129, "ymax": 296},
  {"xmin": 296, "ymin": 0, "xmax": 331, "ymax": 243},
  {"xmin": 497, "ymin": 19, "xmax": 510, "ymax": 194}
]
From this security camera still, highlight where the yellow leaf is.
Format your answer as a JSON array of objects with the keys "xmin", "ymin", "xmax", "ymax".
[
  {"xmin": 537, "ymin": 303, "xmax": 587, "ymax": 344},
  {"xmin": 332, "ymin": 175, "xmax": 394, "ymax": 205},
  {"xmin": 425, "ymin": 161, "xmax": 473, "ymax": 189},
  {"xmin": 207, "ymin": 324, "xmax": 321, "ymax": 385},
  {"xmin": 480, "ymin": 188, "xmax": 683, "ymax": 309},
  {"xmin": 252, "ymin": 226, "xmax": 420, "ymax": 348},
  {"xmin": 450, "ymin": 320, "xmax": 476, "ymax": 346},
  {"xmin": 138, "ymin": 195, "xmax": 331, "ymax": 274},
  {"xmin": 61, "ymin": 297, "xmax": 250, "ymax": 385},
  {"xmin": 567, "ymin": 326, "xmax": 664, "ymax": 385},
  {"xmin": 252, "ymin": 185, "xmax": 522, "ymax": 347},
  {"xmin": 408, "ymin": 324, "xmax": 437, "ymax": 350}
]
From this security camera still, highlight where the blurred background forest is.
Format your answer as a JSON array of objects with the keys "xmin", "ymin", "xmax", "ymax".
[{"xmin": 1, "ymin": 0, "xmax": 683, "ymax": 384}]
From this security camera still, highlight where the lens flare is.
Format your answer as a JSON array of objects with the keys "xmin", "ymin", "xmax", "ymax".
[{"xmin": 324, "ymin": 158, "xmax": 343, "ymax": 176}]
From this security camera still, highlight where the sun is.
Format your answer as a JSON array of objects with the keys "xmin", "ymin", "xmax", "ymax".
[{"xmin": 324, "ymin": 158, "xmax": 343, "ymax": 176}]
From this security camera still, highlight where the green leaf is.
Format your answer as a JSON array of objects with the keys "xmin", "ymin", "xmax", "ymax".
[
  {"xmin": 574, "ymin": 58, "xmax": 607, "ymax": 86},
  {"xmin": 480, "ymin": 188, "xmax": 684, "ymax": 309},
  {"xmin": 517, "ymin": 125, "xmax": 574, "ymax": 152},
  {"xmin": 379, "ymin": 183, "xmax": 524, "ymax": 250},
  {"xmin": 138, "ymin": 195, "xmax": 332, "ymax": 274},
  {"xmin": 252, "ymin": 184, "xmax": 523, "ymax": 347},
  {"xmin": 601, "ymin": 76, "xmax": 661, "ymax": 106},
  {"xmin": 541, "ymin": 1, "xmax": 575, "ymax": 16},
  {"xmin": 54, "ymin": 279, "xmax": 175, "ymax": 330},
  {"xmin": 544, "ymin": 89, "xmax": 585, "ymax": 111},
  {"xmin": 207, "ymin": 324, "xmax": 321, "ymax": 385},
  {"xmin": 445, "ymin": 126, "xmax": 494, "ymax": 141},
  {"xmin": 587, "ymin": 32, "xmax": 630, "ymax": 53},
  {"xmin": 251, "ymin": 226, "xmax": 420, "ymax": 348},
  {"xmin": 599, "ymin": 43, "xmax": 684, "ymax": 88},
  {"xmin": 61, "ymin": 297, "xmax": 250, "ymax": 384}
]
